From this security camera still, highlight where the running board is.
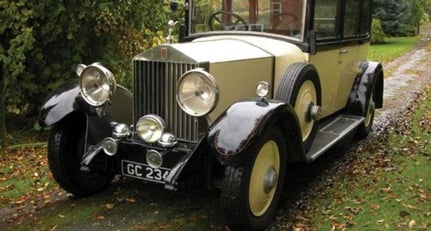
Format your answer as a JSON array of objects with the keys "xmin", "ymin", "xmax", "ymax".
[{"xmin": 305, "ymin": 115, "xmax": 364, "ymax": 162}]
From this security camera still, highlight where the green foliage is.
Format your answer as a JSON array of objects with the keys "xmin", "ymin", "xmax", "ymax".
[
  {"xmin": 373, "ymin": 0, "xmax": 410, "ymax": 36},
  {"xmin": 0, "ymin": 0, "xmax": 169, "ymax": 146},
  {"xmin": 409, "ymin": 0, "xmax": 427, "ymax": 32},
  {"xmin": 93, "ymin": 1, "xmax": 168, "ymax": 87},
  {"xmin": 371, "ymin": 18, "xmax": 386, "ymax": 44},
  {"xmin": 426, "ymin": 0, "xmax": 431, "ymax": 19},
  {"xmin": 373, "ymin": 0, "xmax": 427, "ymax": 36}
]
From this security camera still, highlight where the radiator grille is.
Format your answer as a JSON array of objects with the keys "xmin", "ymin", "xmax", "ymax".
[{"xmin": 133, "ymin": 60, "xmax": 200, "ymax": 141}]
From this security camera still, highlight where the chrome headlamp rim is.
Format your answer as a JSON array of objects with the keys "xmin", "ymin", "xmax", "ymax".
[
  {"xmin": 79, "ymin": 63, "xmax": 117, "ymax": 107},
  {"xmin": 135, "ymin": 115, "xmax": 166, "ymax": 143},
  {"xmin": 255, "ymin": 81, "xmax": 270, "ymax": 98},
  {"xmin": 176, "ymin": 69, "xmax": 219, "ymax": 117}
]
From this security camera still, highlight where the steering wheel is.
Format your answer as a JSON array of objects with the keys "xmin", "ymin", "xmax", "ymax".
[{"xmin": 208, "ymin": 11, "xmax": 247, "ymax": 31}]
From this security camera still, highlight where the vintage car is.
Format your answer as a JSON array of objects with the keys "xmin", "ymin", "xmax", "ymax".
[{"xmin": 39, "ymin": 0, "xmax": 383, "ymax": 229}]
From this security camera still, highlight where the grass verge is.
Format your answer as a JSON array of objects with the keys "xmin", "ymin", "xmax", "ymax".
[
  {"xmin": 369, "ymin": 36, "xmax": 421, "ymax": 64},
  {"xmin": 293, "ymin": 85, "xmax": 431, "ymax": 230}
]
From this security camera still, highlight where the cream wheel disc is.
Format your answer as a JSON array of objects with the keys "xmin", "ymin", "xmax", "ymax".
[
  {"xmin": 249, "ymin": 140, "xmax": 280, "ymax": 216},
  {"xmin": 294, "ymin": 80, "xmax": 317, "ymax": 142},
  {"xmin": 364, "ymin": 96, "xmax": 375, "ymax": 127}
]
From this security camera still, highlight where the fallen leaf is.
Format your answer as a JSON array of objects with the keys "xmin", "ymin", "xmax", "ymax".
[
  {"xmin": 401, "ymin": 203, "xmax": 417, "ymax": 210},
  {"xmin": 409, "ymin": 220, "xmax": 416, "ymax": 228},
  {"xmin": 370, "ymin": 204, "xmax": 380, "ymax": 210},
  {"xmin": 126, "ymin": 198, "xmax": 136, "ymax": 203},
  {"xmin": 381, "ymin": 186, "xmax": 392, "ymax": 193},
  {"xmin": 399, "ymin": 210, "xmax": 410, "ymax": 218},
  {"xmin": 105, "ymin": 203, "xmax": 115, "ymax": 210}
]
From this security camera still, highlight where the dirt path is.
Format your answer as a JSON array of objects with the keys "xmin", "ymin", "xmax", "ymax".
[{"xmin": 375, "ymin": 25, "xmax": 431, "ymax": 128}]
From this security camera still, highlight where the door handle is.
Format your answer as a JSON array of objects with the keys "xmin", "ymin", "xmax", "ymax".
[{"xmin": 339, "ymin": 49, "xmax": 350, "ymax": 55}]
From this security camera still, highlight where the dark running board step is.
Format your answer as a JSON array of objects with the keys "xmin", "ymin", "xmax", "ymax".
[{"xmin": 305, "ymin": 115, "xmax": 364, "ymax": 162}]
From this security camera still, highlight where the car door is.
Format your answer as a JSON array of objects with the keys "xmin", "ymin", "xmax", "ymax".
[
  {"xmin": 309, "ymin": 0, "xmax": 372, "ymax": 117},
  {"xmin": 335, "ymin": 0, "xmax": 372, "ymax": 110},
  {"xmin": 308, "ymin": 0, "xmax": 343, "ymax": 117}
]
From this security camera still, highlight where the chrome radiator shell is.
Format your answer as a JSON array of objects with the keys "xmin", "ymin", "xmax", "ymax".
[{"xmin": 132, "ymin": 60, "xmax": 207, "ymax": 142}]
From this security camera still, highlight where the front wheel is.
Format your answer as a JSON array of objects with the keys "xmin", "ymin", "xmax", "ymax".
[
  {"xmin": 48, "ymin": 114, "xmax": 114, "ymax": 197},
  {"xmin": 221, "ymin": 127, "xmax": 287, "ymax": 230}
]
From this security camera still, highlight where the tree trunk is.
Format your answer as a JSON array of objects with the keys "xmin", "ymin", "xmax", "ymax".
[
  {"xmin": 0, "ymin": 64, "xmax": 6, "ymax": 152},
  {"xmin": 417, "ymin": 22, "xmax": 420, "ymax": 35}
]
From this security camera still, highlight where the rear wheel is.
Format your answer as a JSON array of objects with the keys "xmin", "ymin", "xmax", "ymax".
[
  {"xmin": 221, "ymin": 127, "xmax": 287, "ymax": 230},
  {"xmin": 356, "ymin": 94, "xmax": 375, "ymax": 138},
  {"xmin": 48, "ymin": 114, "xmax": 114, "ymax": 196}
]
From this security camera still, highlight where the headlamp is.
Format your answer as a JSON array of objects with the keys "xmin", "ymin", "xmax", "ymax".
[
  {"xmin": 176, "ymin": 69, "xmax": 219, "ymax": 117},
  {"xmin": 79, "ymin": 63, "xmax": 116, "ymax": 107}
]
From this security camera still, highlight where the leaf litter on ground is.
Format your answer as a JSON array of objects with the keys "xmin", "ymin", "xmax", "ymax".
[
  {"xmin": 289, "ymin": 85, "xmax": 431, "ymax": 231},
  {"xmin": 0, "ymin": 145, "xmax": 66, "ymax": 225}
]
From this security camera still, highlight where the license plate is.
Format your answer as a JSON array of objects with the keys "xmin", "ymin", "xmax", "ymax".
[{"xmin": 121, "ymin": 160, "xmax": 170, "ymax": 183}]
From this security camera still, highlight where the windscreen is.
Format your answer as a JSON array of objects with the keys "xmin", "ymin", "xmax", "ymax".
[{"xmin": 190, "ymin": 0, "xmax": 305, "ymax": 40}]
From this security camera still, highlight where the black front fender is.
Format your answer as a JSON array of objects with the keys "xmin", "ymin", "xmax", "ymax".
[
  {"xmin": 208, "ymin": 99, "xmax": 304, "ymax": 166},
  {"xmin": 39, "ymin": 79, "xmax": 133, "ymax": 128},
  {"xmin": 39, "ymin": 79, "xmax": 88, "ymax": 127}
]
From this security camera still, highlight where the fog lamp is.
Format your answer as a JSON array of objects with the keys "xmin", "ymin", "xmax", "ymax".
[
  {"xmin": 158, "ymin": 133, "xmax": 178, "ymax": 148},
  {"xmin": 255, "ymin": 81, "xmax": 270, "ymax": 98},
  {"xmin": 136, "ymin": 115, "xmax": 165, "ymax": 143},
  {"xmin": 113, "ymin": 123, "xmax": 130, "ymax": 139},
  {"xmin": 102, "ymin": 137, "xmax": 118, "ymax": 156},
  {"xmin": 146, "ymin": 149, "xmax": 163, "ymax": 169}
]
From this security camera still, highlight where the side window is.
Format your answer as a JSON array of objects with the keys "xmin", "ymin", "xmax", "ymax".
[
  {"xmin": 358, "ymin": 0, "xmax": 372, "ymax": 35},
  {"xmin": 344, "ymin": 0, "xmax": 360, "ymax": 37},
  {"xmin": 314, "ymin": 0, "xmax": 338, "ymax": 39},
  {"xmin": 344, "ymin": 0, "xmax": 372, "ymax": 38}
]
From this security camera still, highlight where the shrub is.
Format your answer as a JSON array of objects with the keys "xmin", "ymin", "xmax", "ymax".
[
  {"xmin": 0, "ymin": 0, "xmax": 169, "ymax": 147},
  {"xmin": 371, "ymin": 18, "xmax": 387, "ymax": 44}
]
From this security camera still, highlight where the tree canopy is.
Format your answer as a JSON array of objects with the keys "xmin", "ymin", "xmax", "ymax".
[
  {"xmin": 373, "ymin": 0, "xmax": 429, "ymax": 36},
  {"xmin": 0, "ymin": 0, "xmax": 170, "ymax": 148}
]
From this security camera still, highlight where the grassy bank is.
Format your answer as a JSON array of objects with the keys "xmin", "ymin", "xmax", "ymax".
[
  {"xmin": 292, "ymin": 86, "xmax": 431, "ymax": 230},
  {"xmin": 369, "ymin": 36, "xmax": 421, "ymax": 64}
]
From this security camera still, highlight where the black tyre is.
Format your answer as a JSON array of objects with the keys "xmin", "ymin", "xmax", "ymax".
[
  {"xmin": 356, "ymin": 94, "xmax": 375, "ymax": 139},
  {"xmin": 48, "ymin": 114, "xmax": 114, "ymax": 197},
  {"xmin": 221, "ymin": 127, "xmax": 287, "ymax": 230},
  {"xmin": 276, "ymin": 63, "xmax": 321, "ymax": 152}
]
